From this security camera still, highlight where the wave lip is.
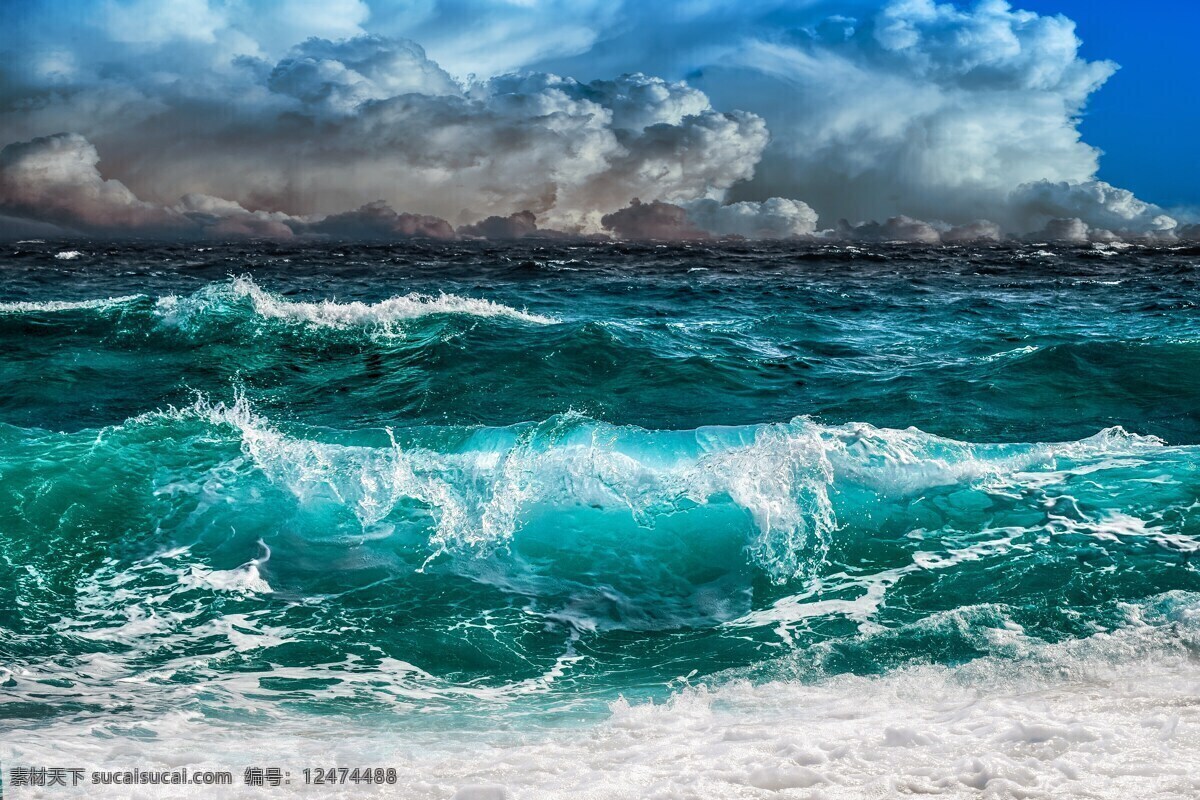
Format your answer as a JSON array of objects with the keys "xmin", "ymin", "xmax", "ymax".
[
  {"xmin": 0, "ymin": 294, "xmax": 144, "ymax": 313},
  {"xmin": 156, "ymin": 275, "xmax": 557, "ymax": 330},
  {"xmin": 0, "ymin": 276, "xmax": 556, "ymax": 332},
  {"xmin": 94, "ymin": 393, "xmax": 1176, "ymax": 592}
]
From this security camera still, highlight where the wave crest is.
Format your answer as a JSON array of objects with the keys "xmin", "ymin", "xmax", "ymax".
[
  {"xmin": 156, "ymin": 275, "xmax": 556, "ymax": 330},
  {"xmin": 163, "ymin": 393, "xmax": 1169, "ymax": 587},
  {"xmin": 0, "ymin": 294, "xmax": 144, "ymax": 313}
]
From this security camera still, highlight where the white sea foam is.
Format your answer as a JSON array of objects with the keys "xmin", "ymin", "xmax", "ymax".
[
  {"xmin": 54, "ymin": 249, "xmax": 83, "ymax": 260},
  {"xmin": 172, "ymin": 394, "xmax": 1174, "ymax": 590},
  {"xmin": 0, "ymin": 276, "xmax": 554, "ymax": 327},
  {"xmin": 0, "ymin": 294, "xmax": 143, "ymax": 313},
  {"xmin": 156, "ymin": 276, "xmax": 556, "ymax": 329},
  {"xmin": 181, "ymin": 540, "xmax": 274, "ymax": 594},
  {"xmin": 186, "ymin": 393, "xmax": 839, "ymax": 583},
  {"xmin": 982, "ymin": 344, "xmax": 1039, "ymax": 361},
  {"xmin": 8, "ymin": 594, "xmax": 1200, "ymax": 799}
]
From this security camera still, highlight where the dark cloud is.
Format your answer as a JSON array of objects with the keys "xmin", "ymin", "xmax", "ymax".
[
  {"xmin": 832, "ymin": 216, "xmax": 942, "ymax": 245},
  {"xmin": 601, "ymin": 199, "xmax": 710, "ymax": 241},
  {"xmin": 303, "ymin": 201, "xmax": 455, "ymax": 240},
  {"xmin": 457, "ymin": 210, "xmax": 539, "ymax": 240}
]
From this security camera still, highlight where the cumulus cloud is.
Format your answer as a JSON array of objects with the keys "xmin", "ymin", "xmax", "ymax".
[
  {"xmin": 680, "ymin": 198, "xmax": 819, "ymax": 239},
  {"xmin": 717, "ymin": 1, "xmax": 1120, "ymax": 229},
  {"xmin": 0, "ymin": 133, "xmax": 459, "ymax": 241},
  {"xmin": 0, "ymin": 133, "xmax": 185, "ymax": 234},
  {"xmin": 0, "ymin": 31, "xmax": 768, "ymax": 235},
  {"xmin": 0, "ymin": 0, "xmax": 1184, "ymax": 240},
  {"xmin": 941, "ymin": 220, "xmax": 1003, "ymax": 244},
  {"xmin": 532, "ymin": 0, "xmax": 1171, "ymax": 233},
  {"xmin": 831, "ymin": 215, "xmax": 942, "ymax": 244},
  {"xmin": 458, "ymin": 210, "xmax": 539, "ymax": 240},
  {"xmin": 304, "ymin": 200, "xmax": 455, "ymax": 240},
  {"xmin": 823, "ymin": 215, "xmax": 1004, "ymax": 244},
  {"xmin": 173, "ymin": 193, "xmax": 298, "ymax": 239},
  {"xmin": 1010, "ymin": 180, "xmax": 1177, "ymax": 237},
  {"xmin": 600, "ymin": 196, "xmax": 820, "ymax": 240},
  {"xmin": 602, "ymin": 199, "xmax": 709, "ymax": 241},
  {"xmin": 266, "ymin": 36, "xmax": 460, "ymax": 113},
  {"xmin": 1033, "ymin": 217, "xmax": 1091, "ymax": 243}
]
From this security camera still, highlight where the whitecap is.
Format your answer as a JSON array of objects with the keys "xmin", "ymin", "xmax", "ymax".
[
  {"xmin": 157, "ymin": 276, "xmax": 556, "ymax": 330},
  {"xmin": 0, "ymin": 294, "xmax": 143, "ymax": 313}
]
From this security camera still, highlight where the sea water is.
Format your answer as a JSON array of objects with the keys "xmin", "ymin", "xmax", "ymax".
[{"xmin": 2, "ymin": 240, "xmax": 1200, "ymax": 798}]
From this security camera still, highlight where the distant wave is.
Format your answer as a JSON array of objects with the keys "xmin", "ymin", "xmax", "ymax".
[
  {"xmin": 0, "ymin": 276, "xmax": 555, "ymax": 328},
  {"xmin": 156, "ymin": 275, "xmax": 557, "ymax": 328},
  {"xmin": 0, "ymin": 294, "xmax": 144, "ymax": 313}
]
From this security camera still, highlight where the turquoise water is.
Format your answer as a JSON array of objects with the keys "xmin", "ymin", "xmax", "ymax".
[{"xmin": 3, "ymin": 241, "xmax": 1200, "ymax": 795}]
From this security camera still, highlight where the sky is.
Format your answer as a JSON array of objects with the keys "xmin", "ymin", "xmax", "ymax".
[
  {"xmin": 0, "ymin": 0, "xmax": 1194, "ymax": 242},
  {"xmin": 1020, "ymin": 0, "xmax": 1200, "ymax": 210}
]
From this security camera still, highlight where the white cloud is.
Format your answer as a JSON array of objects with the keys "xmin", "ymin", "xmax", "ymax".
[
  {"xmin": 681, "ymin": 198, "xmax": 819, "ymax": 239},
  {"xmin": 103, "ymin": 0, "xmax": 227, "ymax": 44},
  {"xmin": 1010, "ymin": 180, "xmax": 1177, "ymax": 237},
  {"xmin": 369, "ymin": 0, "xmax": 616, "ymax": 78},
  {"xmin": 0, "ymin": 0, "xmax": 1181, "ymax": 240},
  {"xmin": 45, "ymin": 42, "xmax": 769, "ymax": 231},
  {"xmin": 268, "ymin": 36, "xmax": 461, "ymax": 113},
  {"xmin": 0, "ymin": 133, "xmax": 184, "ymax": 233},
  {"xmin": 1034, "ymin": 216, "xmax": 1090, "ymax": 243},
  {"xmin": 941, "ymin": 219, "xmax": 1002, "ymax": 243}
]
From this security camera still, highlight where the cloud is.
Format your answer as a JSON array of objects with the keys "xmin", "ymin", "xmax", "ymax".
[
  {"xmin": 680, "ymin": 198, "xmax": 819, "ymax": 239},
  {"xmin": 304, "ymin": 200, "xmax": 455, "ymax": 240},
  {"xmin": 830, "ymin": 215, "xmax": 939, "ymax": 244},
  {"xmin": 1033, "ymin": 217, "xmax": 1091, "ymax": 243},
  {"xmin": 100, "ymin": 0, "xmax": 371, "ymax": 55},
  {"xmin": 103, "ymin": 0, "xmax": 228, "ymax": 45},
  {"xmin": 266, "ymin": 36, "xmax": 461, "ymax": 113},
  {"xmin": 1010, "ymin": 180, "xmax": 1177, "ymax": 237},
  {"xmin": 601, "ymin": 199, "xmax": 709, "ymax": 240},
  {"xmin": 0, "ymin": 133, "xmax": 185, "ymax": 234},
  {"xmin": 941, "ymin": 220, "xmax": 1003, "ymax": 243},
  {"xmin": 0, "ymin": 133, "xmax": 453, "ymax": 241},
  {"xmin": 719, "ymin": 1, "xmax": 1119, "ymax": 229},
  {"xmin": 174, "ymin": 193, "xmax": 298, "ymax": 239},
  {"xmin": 0, "ymin": 213, "xmax": 73, "ymax": 239},
  {"xmin": 458, "ymin": 210, "xmax": 539, "ymax": 240},
  {"xmin": 0, "ymin": 1, "xmax": 1182, "ymax": 240},
  {"xmin": 827, "ymin": 215, "xmax": 1004, "ymax": 244},
  {"xmin": 533, "ymin": 0, "xmax": 1151, "ymax": 231},
  {"xmin": 0, "ymin": 36, "xmax": 768, "ymax": 233},
  {"xmin": 368, "ymin": 0, "xmax": 617, "ymax": 78},
  {"xmin": 601, "ymin": 196, "xmax": 818, "ymax": 240}
]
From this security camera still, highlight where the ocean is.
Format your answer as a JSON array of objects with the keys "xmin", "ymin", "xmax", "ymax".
[{"xmin": 2, "ymin": 239, "xmax": 1200, "ymax": 798}]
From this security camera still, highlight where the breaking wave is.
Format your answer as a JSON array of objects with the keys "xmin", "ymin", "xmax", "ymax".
[{"xmin": 0, "ymin": 275, "xmax": 555, "ymax": 328}]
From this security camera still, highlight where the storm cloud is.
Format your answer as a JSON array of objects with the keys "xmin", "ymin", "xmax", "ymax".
[{"xmin": 0, "ymin": 0, "xmax": 1191, "ymax": 240}]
